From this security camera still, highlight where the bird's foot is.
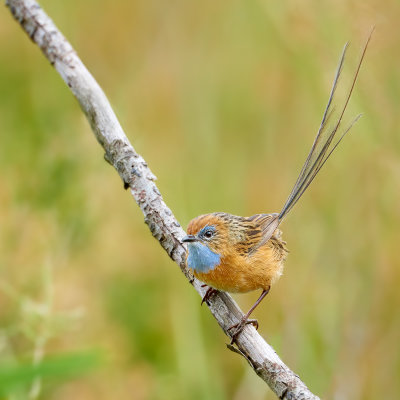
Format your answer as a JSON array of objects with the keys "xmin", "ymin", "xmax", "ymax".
[
  {"xmin": 200, "ymin": 285, "xmax": 218, "ymax": 306},
  {"xmin": 228, "ymin": 317, "xmax": 259, "ymax": 344}
]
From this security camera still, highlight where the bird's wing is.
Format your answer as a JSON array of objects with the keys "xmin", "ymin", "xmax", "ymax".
[{"xmin": 234, "ymin": 213, "xmax": 279, "ymax": 256}]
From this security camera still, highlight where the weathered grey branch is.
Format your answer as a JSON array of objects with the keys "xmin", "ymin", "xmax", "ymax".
[{"xmin": 5, "ymin": 1, "xmax": 319, "ymax": 398}]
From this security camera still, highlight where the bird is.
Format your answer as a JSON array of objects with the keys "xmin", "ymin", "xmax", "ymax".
[{"xmin": 182, "ymin": 32, "xmax": 373, "ymax": 344}]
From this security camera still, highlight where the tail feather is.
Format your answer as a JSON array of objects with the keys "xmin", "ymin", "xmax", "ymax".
[{"xmin": 278, "ymin": 29, "xmax": 373, "ymax": 222}]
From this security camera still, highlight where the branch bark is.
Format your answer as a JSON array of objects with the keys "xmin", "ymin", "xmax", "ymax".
[{"xmin": 5, "ymin": 1, "xmax": 320, "ymax": 398}]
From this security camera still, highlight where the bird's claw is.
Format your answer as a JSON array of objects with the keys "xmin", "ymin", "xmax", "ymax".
[
  {"xmin": 228, "ymin": 318, "xmax": 259, "ymax": 344},
  {"xmin": 201, "ymin": 286, "xmax": 218, "ymax": 306}
]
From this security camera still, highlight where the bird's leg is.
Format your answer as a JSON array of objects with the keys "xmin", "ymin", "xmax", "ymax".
[
  {"xmin": 200, "ymin": 284, "xmax": 218, "ymax": 306},
  {"xmin": 228, "ymin": 287, "xmax": 270, "ymax": 344}
]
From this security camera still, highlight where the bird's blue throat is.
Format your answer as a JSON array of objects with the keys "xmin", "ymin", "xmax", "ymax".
[{"xmin": 187, "ymin": 242, "xmax": 221, "ymax": 273}]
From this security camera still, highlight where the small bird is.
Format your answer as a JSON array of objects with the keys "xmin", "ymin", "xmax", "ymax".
[{"xmin": 182, "ymin": 33, "xmax": 372, "ymax": 343}]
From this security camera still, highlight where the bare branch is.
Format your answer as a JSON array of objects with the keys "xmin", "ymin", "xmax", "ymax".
[{"xmin": 5, "ymin": 1, "xmax": 320, "ymax": 398}]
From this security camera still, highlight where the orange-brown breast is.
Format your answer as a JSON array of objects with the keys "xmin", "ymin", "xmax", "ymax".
[{"xmin": 194, "ymin": 238, "xmax": 287, "ymax": 293}]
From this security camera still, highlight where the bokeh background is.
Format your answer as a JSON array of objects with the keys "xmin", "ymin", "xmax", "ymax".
[{"xmin": 1, "ymin": 0, "xmax": 399, "ymax": 399}]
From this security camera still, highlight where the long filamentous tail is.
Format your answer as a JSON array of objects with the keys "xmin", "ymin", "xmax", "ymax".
[{"xmin": 278, "ymin": 29, "xmax": 374, "ymax": 222}]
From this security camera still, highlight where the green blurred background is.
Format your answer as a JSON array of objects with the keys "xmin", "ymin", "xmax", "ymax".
[{"xmin": 1, "ymin": 0, "xmax": 399, "ymax": 399}]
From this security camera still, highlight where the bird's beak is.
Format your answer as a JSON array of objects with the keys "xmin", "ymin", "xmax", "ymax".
[{"xmin": 181, "ymin": 235, "xmax": 197, "ymax": 243}]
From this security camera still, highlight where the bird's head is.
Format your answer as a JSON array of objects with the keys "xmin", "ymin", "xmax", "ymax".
[{"xmin": 181, "ymin": 213, "xmax": 234, "ymax": 273}]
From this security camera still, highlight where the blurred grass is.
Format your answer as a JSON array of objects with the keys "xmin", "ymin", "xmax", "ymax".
[
  {"xmin": 0, "ymin": 351, "xmax": 100, "ymax": 398},
  {"xmin": 1, "ymin": 0, "xmax": 400, "ymax": 399}
]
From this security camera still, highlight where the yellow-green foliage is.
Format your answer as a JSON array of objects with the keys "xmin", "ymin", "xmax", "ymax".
[{"xmin": 0, "ymin": 1, "xmax": 399, "ymax": 399}]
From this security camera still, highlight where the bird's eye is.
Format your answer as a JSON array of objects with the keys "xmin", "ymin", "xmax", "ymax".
[
  {"xmin": 204, "ymin": 230, "xmax": 213, "ymax": 239},
  {"xmin": 199, "ymin": 225, "xmax": 216, "ymax": 240}
]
